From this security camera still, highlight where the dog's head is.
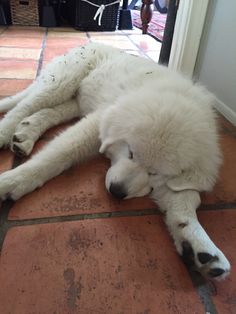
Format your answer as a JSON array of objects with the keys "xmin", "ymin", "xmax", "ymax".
[
  {"xmin": 99, "ymin": 138, "xmax": 152, "ymax": 199},
  {"xmin": 99, "ymin": 92, "xmax": 221, "ymax": 200}
]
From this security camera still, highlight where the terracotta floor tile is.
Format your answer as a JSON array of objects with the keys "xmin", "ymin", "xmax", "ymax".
[
  {"xmin": 2, "ymin": 26, "xmax": 45, "ymax": 38},
  {"xmin": 8, "ymin": 154, "xmax": 156, "ymax": 220},
  {"xmin": 0, "ymin": 47, "xmax": 41, "ymax": 60},
  {"xmin": 198, "ymin": 210, "xmax": 236, "ymax": 314},
  {"xmin": 0, "ymin": 149, "xmax": 14, "ymax": 207},
  {"xmin": 201, "ymin": 132, "xmax": 236, "ymax": 206},
  {"xmin": 47, "ymin": 31, "xmax": 88, "ymax": 38},
  {"xmin": 122, "ymin": 27, "xmax": 143, "ymax": 35},
  {"xmin": 0, "ymin": 150, "xmax": 14, "ymax": 174},
  {"xmin": 0, "ymin": 60, "xmax": 38, "ymax": 79},
  {"xmin": 0, "ymin": 37, "xmax": 43, "ymax": 48},
  {"xmin": 145, "ymin": 50, "xmax": 161, "ymax": 62},
  {"xmin": 48, "ymin": 27, "xmax": 79, "ymax": 32},
  {"xmin": 90, "ymin": 38, "xmax": 138, "ymax": 50},
  {"xmin": 0, "ymin": 79, "xmax": 33, "ymax": 97},
  {"xmin": 45, "ymin": 37, "xmax": 89, "ymax": 48},
  {"xmin": 219, "ymin": 114, "xmax": 236, "ymax": 136},
  {"xmin": 129, "ymin": 34, "xmax": 162, "ymax": 51},
  {"xmin": 0, "ymin": 216, "xmax": 203, "ymax": 314},
  {"xmin": 43, "ymin": 46, "xmax": 80, "ymax": 61},
  {"xmin": 125, "ymin": 50, "xmax": 147, "ymax": 57},
  {"xmin": 89, "ymin": 35, "xmax": 129, "ymax": 41},
  {"xmin": 43, "ymin": 38, "xmax": 89, "ymax": 61},
  {"xmin": 88, "ymin": 30, "xmax": 124, "ymax": 36}
]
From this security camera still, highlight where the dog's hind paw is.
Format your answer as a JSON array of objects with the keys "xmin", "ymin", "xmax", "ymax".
[{"xmin": 181, "ymin": 240, "xmax": 230, "ymax": 280}]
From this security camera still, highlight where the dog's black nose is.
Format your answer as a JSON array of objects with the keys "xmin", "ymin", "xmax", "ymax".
[{"xmin": 109, "ymin": 183, "xmax": 127, "ymax": 200}]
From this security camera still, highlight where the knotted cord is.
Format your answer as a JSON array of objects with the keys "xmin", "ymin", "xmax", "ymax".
[{"xmin": 81, "ymin": 0, "xmax": 120, "ymax": 26}]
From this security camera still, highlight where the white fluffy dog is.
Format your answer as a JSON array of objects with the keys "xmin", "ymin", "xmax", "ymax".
[{"xmin": 0, "ymin": 43, "xmax": 230, "ymax": 279}]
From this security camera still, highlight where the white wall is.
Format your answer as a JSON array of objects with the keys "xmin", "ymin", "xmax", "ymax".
[{"xmin": 194, "ymin": 0, "xmax": 236, "ymax": 124}]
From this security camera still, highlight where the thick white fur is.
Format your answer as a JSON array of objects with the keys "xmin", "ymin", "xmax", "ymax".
[{"xmin": 0, "ymin": 43, "xmax": 230, "ymax": 279}]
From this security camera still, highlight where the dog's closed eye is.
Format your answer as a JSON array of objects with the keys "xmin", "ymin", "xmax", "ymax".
[{"xmin": 148, "ymin": 171, "xmax": 158, "ymax": 176}]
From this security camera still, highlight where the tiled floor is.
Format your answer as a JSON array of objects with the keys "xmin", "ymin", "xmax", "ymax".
[{"xmin": 0, "ymin": 26, "xmax": 236, "ymax": 314}]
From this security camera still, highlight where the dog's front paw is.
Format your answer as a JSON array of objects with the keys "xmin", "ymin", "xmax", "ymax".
[
  {"xmin": 10, "ymin": 119, "xmax": 38, "ymax": 156},
  {"xmin": 11, "ymin": 133, "xmax": 34, "ymax": 157},
  {"xmin": 0, "ymin": 167, "xmax": 37, "ymax": 200},
  {"xmin": 181, "ymin": 240, "xmax": 230, "ymax": 280},
  {"xmin": 0, "ymin": 170, "xmax": 19, "ymax": 200}
]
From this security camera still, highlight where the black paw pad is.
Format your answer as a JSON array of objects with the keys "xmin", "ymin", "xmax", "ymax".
[
  {"xmin": 181, "ymin": 241, "xmax": 195, "ymax": 267},
  {"xmin": 13, "ymin": 144, "xmax": 25, "ymax": 157},
  {"xmin": 198, "ymin": 252, "xmax": 214, "ymax": 264},
  {"xmin": 208, "ymin": 268, "xmax": 225, "ymax": 278}
]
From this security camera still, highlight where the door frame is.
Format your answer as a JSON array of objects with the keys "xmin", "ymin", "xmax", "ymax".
[{"xmin": 168, "ymin": 0, "xmax": 209, "ymax": 77}]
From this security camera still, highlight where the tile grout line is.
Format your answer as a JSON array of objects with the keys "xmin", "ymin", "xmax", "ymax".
[
  {"xmin": 0, "ymin": 207, "xmax": 160, "ymax": 250},
  {"xmin": 0, "ymin": 46, "xmax": 42, "ymax": 50},
  {"xmin": 186, "ymin": 270, "xmax": 218, "ymax": 314},
  {"xmin": 8, "ymin": 208, "xmax": 160, "ymax": 226},
  {"xmin": 0, "ymin": 155, "xmax": 22, "ymax": 251},
  {"xmin": 36, "ymin": 28, "xmax": 48, "ymax": 77},
  {"xmin": 200, "ymin": 202, "xmax": 236, "ymax": 210},
  {"xmin": 0, "ymin": 200, "xmax": 15, "ymax": 252}
]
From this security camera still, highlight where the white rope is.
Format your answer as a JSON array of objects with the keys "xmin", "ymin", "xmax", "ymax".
[{"xmin": 81, "ymin": 0, "xmax": 120, "ymax": 26}]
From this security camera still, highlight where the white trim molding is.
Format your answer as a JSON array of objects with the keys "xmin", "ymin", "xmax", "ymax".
[
  {"xmin": 214, "ymin": 98, "xmax": 236, "ymax": 126},
  {"xmin": 168, "ymin": 0, "xmax": 209, "ymax": 77}
]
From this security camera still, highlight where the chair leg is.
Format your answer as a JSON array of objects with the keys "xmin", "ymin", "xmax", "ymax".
[
  {"xmin": 141, "ymin": 0, "xmax": 153, "ymax": 34},
  {"xmin": 0, "ymin": 5, "xmax": 7, "ymax": 25}
]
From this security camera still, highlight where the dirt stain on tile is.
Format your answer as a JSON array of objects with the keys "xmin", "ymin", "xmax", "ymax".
[
  {"xmin": 146, "ymin": 258, "xmax": 158, "ymax": 270},
  {"xmin": 63, "ymin": 267, "xmax": 83, "ymax": 310},
  {"xmin": 68, "ymin": 229, "xmax": 91, "ymax": 251},
  {"xmin": 42, "ymin": 195, "xmax": 102, "ymax": 213}
]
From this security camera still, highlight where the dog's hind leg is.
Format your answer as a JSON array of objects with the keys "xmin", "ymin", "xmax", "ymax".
[
  {"xmin": 0, "ymin": 84, "xmax": 34, "ymax": 113},
  {"xmin": 0, "ymin": 46, "xmax": 93, "ymax": 148},
  {"xmin": 153, "ymin": 187, "xmax": 230, "ymax": 280},
  {"xmin": 10, "ymin": 98, "xmax": 81, "ymax": 157},
  {"xmin": 0, "ymin": 110, "xmax": 101, "ymax": 200}
]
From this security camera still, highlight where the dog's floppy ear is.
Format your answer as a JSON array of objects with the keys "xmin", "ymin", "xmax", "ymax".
[
  {"xmin": 99, "ymin": 138, "xmax": 113, "ymax": 154},
  {"xmin": 99, "ymin": 137, "xmax": 127, "ymax": 157},
  {"xmin": 99, "ymin": 137, "xmax": 123, "ymax": 154},
  {"xmin": 166, "ymin": 171, "xmax": 202, "ymax": 192}
]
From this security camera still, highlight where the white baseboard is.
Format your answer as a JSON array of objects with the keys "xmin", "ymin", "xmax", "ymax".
[{"xmin": 214, "ymin": 98, "xmax": 236, "ymax": 126}]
